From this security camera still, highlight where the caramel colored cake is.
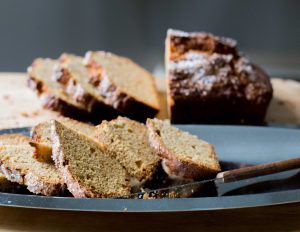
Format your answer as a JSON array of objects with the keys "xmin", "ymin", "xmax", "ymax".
[
  {"xmin": 165, "ymin": 29, "xmax": 273, "ymax": 124},
  {"xmin": 84, "ymin": 51, "xmax": 160, "ymax": 122},
  {"xmin": 147, "ymin": 118, "xmax": 220, "ymax": 180},
  {"xmin": 27, "ymin": 58, "xmax": 96, "ymax": 122}
]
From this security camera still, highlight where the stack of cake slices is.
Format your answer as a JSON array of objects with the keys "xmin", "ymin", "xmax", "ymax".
[
  {"xmin": 0, "ymin": 117, "xmax": 220, "ymax": 197},
  {"xmin": 27, "ymin": 51, "xmax": 160, "ymax": 124}
]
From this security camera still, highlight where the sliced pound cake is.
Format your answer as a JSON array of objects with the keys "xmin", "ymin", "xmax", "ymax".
[
  {"xmin": 96, "ymin": 117, "xmax": 160, "ymax": 186},
  {"xmin": 0, "ymin": 134, "xmax": 65, "ymax": 195},
  {"xmin": 27, "ymin": 58, "xmax": 96, "ymax": 122},
  {"xmin": 54, "ymin": 53, "xmax": 120, "ymax": 119},
  {"xmin": 0, "ymin": 134, "xmax": 31, "ymax": 146},
  {"xmin": 84, "ymin": 51, "xmax": 160, "ymax": 122},
  {"xmin": 51, "ymin": 120, "xmax": 130, "ymax": 198},
  {"xmin": 0, "ymin": 135, "xmax": 31, "ymax": 193},
  {"xmin": 30, "ymin": 117, "xmax": 96, "ymax": 162},
  {"xmin": 146, "ymin": 118, "xmax": 221, "ymax": 180}
]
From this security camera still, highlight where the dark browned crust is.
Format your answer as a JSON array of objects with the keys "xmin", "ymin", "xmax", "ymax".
[
  {"xmin": 28, "ymin": 76, "xmax": 103, "ymax": 124},
  {"xmin": 168, "ymin": 30, "xmax": 238, "ymax": 61},
  {"xmin": 40, "ymin": 92, "xmax": 102, "ymax": 124},
  {"xmin": 167, "ymin": 30, "xmax": 273, "ymax": 125},
  {"xmin": 53, "ymin": 67, "xmax": 121, "ymax": 121},
  {"xmin": 86, "ymin": 60, "xmax": 159, "ymax": 123},
  {"xmin": 146, "ymin": 119, "xmax": 220, "ymax": 180},
  {"xmin": 27, "ymin": 76, "xmax": 46, "ymax": 96}
]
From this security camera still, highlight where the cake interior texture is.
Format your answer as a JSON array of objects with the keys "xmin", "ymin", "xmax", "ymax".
[{"xmin": 52, "ymin": 120, "xmax": 130, "ymax": 198}]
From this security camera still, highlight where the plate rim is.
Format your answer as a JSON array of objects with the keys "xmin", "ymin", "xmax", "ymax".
[
  {"xmin": 0, "ymin": 189, "xmax": 300, "ymax": 212},
  {"xmin": 0, "ymin": 125, "xmax": 300, "ymax": 212}
]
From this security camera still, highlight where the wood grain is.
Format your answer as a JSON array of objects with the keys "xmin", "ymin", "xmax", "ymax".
[{"xmin": 217, "ymin": 157, "xmax": 300, "ymax": 183}]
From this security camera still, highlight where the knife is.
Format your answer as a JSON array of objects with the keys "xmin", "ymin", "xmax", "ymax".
[{"xmin": 118, "ymin": 157, "xmax": 300, "ymax": 199}]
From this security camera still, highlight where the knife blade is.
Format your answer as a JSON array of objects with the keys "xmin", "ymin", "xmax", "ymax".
[{"xmin": 118, "ymin": 156, "xmax": 300, "ymax": 199}]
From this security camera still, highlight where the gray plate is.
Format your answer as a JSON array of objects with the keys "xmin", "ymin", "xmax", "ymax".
[{"xmin": 0, "ymin": 125, "xmax": 300, "ymax": 212}]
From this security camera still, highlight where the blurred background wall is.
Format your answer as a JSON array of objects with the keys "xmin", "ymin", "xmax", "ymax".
[{"xmin": 0, "ymin": 0, "xmax": 299, "ymax": 78}]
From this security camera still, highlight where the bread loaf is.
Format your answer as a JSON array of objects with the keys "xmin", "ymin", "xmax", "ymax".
[{"xmin": 165, "ymin": 29, "xmax": 273, "ymax": 124}]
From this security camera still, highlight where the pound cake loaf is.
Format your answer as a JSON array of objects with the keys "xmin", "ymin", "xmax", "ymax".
[
  {"xmin": 54, "ymin": 53, "xmax": 120, "ymax": 119},
  {"xmin": 84, "ymin": 51, "xmax": 160, "ymax": 122},
  {"xmin": 0, "ymin": 135, "xmax": 65, "ymax": 195},
  {"xmin": 30, "ymin": 117, "xmax": 96, "ymax": 162},
  {"xmin": 146, "ymin": 118, "xmax": 221, "ymax": 180},
  {"xmin": 96, "ymin": 117, "xmax": 160, "ymax": 186},
  {"xmin": 27, "ymin": 58, "xmax": 96, "ymax": 123},
  {"xmin": 51, "ymin": 120, "xmax": 130, "ymax": 198},
  {"xmin": 166, "ymin": 29, "xmax": 273, "ymax": 124}
]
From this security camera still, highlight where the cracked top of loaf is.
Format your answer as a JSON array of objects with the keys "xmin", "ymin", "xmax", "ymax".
[{"xmin": 166, "ymin": 29, "xmax": 273, "ymax": 105}]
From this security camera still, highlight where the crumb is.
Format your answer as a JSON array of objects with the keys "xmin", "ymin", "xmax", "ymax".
[
  {"xmin": 143, "ymin": 193, "xmax": 150, "ymax": 199},
  {"xmin": 168, "ymin": 191, "xmax": 177, "ymax": 198},
  {"xmin": 32, "ymin": 110, "xmax": 39, "ymax": 116},
  {"xmin": 2, "ymin": 95, "xmax": 10, "ymax": 100},
  {"xmin": 123, "ymin": 207, "xmax": 127, "ymax": 211},
  {"xmin": 20, "ymin": 112, "xmax": 30, "ymax": 117}
]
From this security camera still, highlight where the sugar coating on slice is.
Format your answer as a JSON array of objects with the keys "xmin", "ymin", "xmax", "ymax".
[
  {"xmin": 27, "ymin": 58, "xmax": 87, "ymax": 111},
  {"xmin": 51, "ymin": 120, "xmax": 130, "ymax": 198},
  {"xmin": 84, "ymin": 51, "xmax": 160, "ymax": 110},
  {"xmin": 96, "ymin": 117, "xmax": 160, "ymax": 182},
  {"xmin": 58, "ymin": 53, "xmax": 106, "ymax": 103}
]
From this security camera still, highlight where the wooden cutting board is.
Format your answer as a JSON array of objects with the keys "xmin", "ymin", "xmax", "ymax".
[{"xmin": 1, "ymin": 73, "xmax": 300, "ymax": 129}]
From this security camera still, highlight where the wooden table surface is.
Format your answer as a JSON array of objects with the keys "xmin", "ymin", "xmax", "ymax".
[{"xmin": 1, "ymin": 73, "xmax": 300, "ymax": 231}]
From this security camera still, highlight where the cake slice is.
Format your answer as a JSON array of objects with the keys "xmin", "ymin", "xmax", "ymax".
[
  {"xmin": 146, "ymin": 118, "xmax": 221, "ymax": 180},
  {"xmin": 84, "ymin": 51, "xmax": 160, "ymax": 121},
  {"xmin": 0, "ymin": 135, "xmax": 30, "ymax": 193},
  {"xmin": 0, "ymin": 134, "xmax": 31, "ymax": 146},
  {"xmin": 96, "ymin": 117, "xmax": 160, "ymax": 186},
  {"xmin": 30, "ymin": 117, "xmax": 96, "ymax": 162},
  {"xmin": 0, "ymin": 134, "xmax": 65, "ymax": 195},
  {"xmin": 165, "ymin": 29, "xmax": 273, "ymax": 124},
  {"xmin": 51, "ymin": 120, "xmax": 130, "ymax": 198},
  {"xmin": 53, "ymin": 53, "xmax": 120, "ymax": 119},
  {"xmin": 27, "ymin": 58, "xmax": 95, "ymax": 122}
]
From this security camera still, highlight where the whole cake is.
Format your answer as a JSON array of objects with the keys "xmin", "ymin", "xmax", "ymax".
[{"xmin": 165, "ymin": 29, "xmax": 273, "ymax": 124}]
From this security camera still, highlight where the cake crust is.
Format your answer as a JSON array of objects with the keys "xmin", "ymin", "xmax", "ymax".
[
  {"xmin": 166, "ymin": 29, "xmax": 273, "ymax": 124},
  {"xmin": 84, "ymin": 51, "xmax": 160, "ymax": 122},
  {"xmin": 146, "ymin": 118, "xmax": 221, "ymax": 180}
]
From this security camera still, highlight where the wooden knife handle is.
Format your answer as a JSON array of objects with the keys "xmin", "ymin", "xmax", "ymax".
[{"xmin": 216, "ymin": 157, "xmax": 300, "ymax": 183}]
